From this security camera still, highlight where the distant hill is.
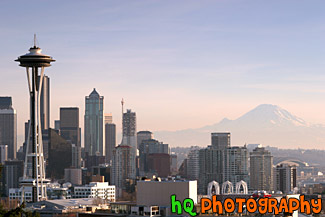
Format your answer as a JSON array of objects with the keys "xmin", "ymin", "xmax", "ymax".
[{"xmin": 155, "ymin": 104, "xmax": 325, "ymax": 149}]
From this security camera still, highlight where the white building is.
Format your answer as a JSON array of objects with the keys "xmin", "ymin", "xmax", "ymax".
[
  {"xmin": 9, "ymin": 187, "xmax": 33, "ymax": 202},
  {"xmin": 73, "ymin": 182, "xmax": 115, "ymax": 202}
]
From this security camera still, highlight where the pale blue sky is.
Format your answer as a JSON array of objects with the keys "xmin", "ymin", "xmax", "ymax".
[{"xmin": 1, "ymin": 0, "xmax": 325, "ymax": 147}]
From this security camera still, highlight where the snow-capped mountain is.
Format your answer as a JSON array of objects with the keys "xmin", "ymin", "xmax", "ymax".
[{"xmin": 154, "ymin": 104, "xmax": 325, "ymax": 149}]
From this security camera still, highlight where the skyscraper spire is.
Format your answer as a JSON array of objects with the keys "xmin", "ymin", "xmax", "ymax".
[
  {"xmin": 34, "ymin": 33, "xmax": 37, "ymax": 47},
  {"xmin": 121, "ymin": 98, "xmax": 124, "ymax": 115}
]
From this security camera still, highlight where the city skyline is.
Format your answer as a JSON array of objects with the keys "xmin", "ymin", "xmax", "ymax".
[{"xmin": 2, "ymin": 1, "xmax": 325, "ymax": 149}]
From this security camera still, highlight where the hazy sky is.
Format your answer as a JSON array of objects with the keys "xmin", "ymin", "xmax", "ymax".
[{"xmin": 1, "ymin": 0, "xmax": 325, "ymax": 147}]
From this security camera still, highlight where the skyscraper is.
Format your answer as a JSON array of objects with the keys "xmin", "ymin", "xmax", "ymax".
[
  {"xmin": 198, "ymin": 146, "xmax": 224, "ymax": 194},
  {"xmin": 274, "ymin": 164, "xmax": 297, "ymax": 194},
  {"xmin": 211, "ymin": 132, "xmax": 230, "ymax": 150},
  {"xmin": 60, "ymin": 107, "xmax": 80, "ymax": 146},
  {"xmin": 137, "ymin": 131, "xmax": 153, "ymax": 149},
  {"xmin": 104, "ymin": 113, "xmax": 113, "ymax": 124},
  {"xmin": 105, "ymin": 123, "xmax": 116, "ymax": 163},
  {"xmin": 111, "ymin": 145, "xmax": 136, "ymax": 197},
  {"xmin": 84, "ymin": 88, "xmax": 104, "ymax": 156},
  {"xmin": 224, "ymin": 146, "xmax": 249, "ymax": 186},
  {"xmin": 187, "ymin": 146, "xmax": 201, "ymax": 181},
  {"xmin": 121, "ymin": 109, "xmax": 136, "ymax": 149},
  {"xmin": 198, "ymin": 132, "xmax": 230, "ymax": 194},
  {"xmin": 0, "ymin": 97, "xmax": 17, "ymax": 160},
  {"xmin": 47, "ymin": 129, "xmax": 72, "ymax": 180},
  {"xmin": 138, "ymin": 139, "xmax": 169, "ymax": 174},
  {"xmin": 39, "ymin": 75, "xmax": 50, "ymax": 131},
  {"xmin": 250, "ymin": 146, "xmax": 273, "ymax": 191}
]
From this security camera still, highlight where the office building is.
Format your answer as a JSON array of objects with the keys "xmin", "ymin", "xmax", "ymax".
[
  {"xmin": 224, "ymin": 146, "xmax": 249, "ymax": 186},
  {"xmin": 187, "ymin": 146, "xmax": 201, "ymax": 180},
  {"xmin": 121, "ymin": 109, "xmax": 137, "ymax": 151},
  {"xmin": 104, "ymin": 113, "xmax": 113, "ymax": 124},
  {"xmin": 147, "ymin": 153, "xmax": 170, "ymax": 177},
  {"xmin": 139, "ymin": 139, "xmax": 170, "ymax": 174},
  {"xmin": 47, "ymin": 129, "xmax": 72, "ymax": 180},
  {"xmin": 91, "ymin": 164, "xmax": 111, "ymax": 183},
  {"xmin": 0, "ymin": 97, "xmax": 17, "ymax": 160},
  {"xmin": 0, "ymin": 145, "xmax": 8, "ymax": 164},
  {"xmin": 60, "ymin": 107, "xmax": 80, "ymax": 146},
  {"xmin": 198, "ymin": 132, "xmax": 230, "ymax": 194},
  {"xmin": 137, "ymin": 131, "xmax": 153, "ymax": 149},
  {"xmin": 275, "ymin": 164, "xmax": 297, "ymax": 194},
  {"xmin": 64, "ymin": 168, "xmax": 82, "ymax": 186},
  {"xmin": 111, "ymin": 145, "xmax": 136, "ymax": 196},
  {"xmin": 211, "ymin": 132, "xmax": 230, "ymax": 150},
  {"xmin": 250, "ymin": 146, "xmax": 273, "ymax": 191},
  {"xmin": 73, "ymin": 182, "xmax": 115, "ymax": 201},
  {"xmin": 105, "ymin": 122, "xmax": 116, "ymax": 163},
  {"xmin": 2, "ymin": 160, "xmax": 23, "ymax": 196},
  {"xmin": 60, "ymin": 107, "xmax": 81, "ymax": 168},
  {"xmin": 84, "ymin": 88, "xmax": 104, "ymax": 156},
  {"xmin": 198, "ymin": 146, "xmax": 225, "ymax": 194}
]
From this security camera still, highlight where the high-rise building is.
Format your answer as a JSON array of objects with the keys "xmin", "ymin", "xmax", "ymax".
[
  {"xmin": 39, "ymin": 75, "xmax": 50, "ymax": 131},
  {"xmin": 60, "ymin": 107, "xmax": 81, "ymax": 168},
  {"xmin": 198, "ymin": 146, "xmax": 224, "ymax": 194},
  {"xmin": 64, "ymin": 168, "xmax": 82, "ymax": 185},
  {"xmin": 60, "ymin": 107, "xmax": 80, "ymax": 145},
  {"xmin": 147, "ymin": 153, "xmax": 171, "ymax": 177},
  {"xmin": 137, "ymin": 131, "xmax": 153, "ymax": 149},
  {"xmin": 104, "ymin": 113, "xmax": 113, "ymax": 124},
  {"xmin": 0, "ymin": 145, "xmax": 8, "ymax": 164},
  {"xmin": 0, "ymin": 97, "xmax": 17, "ymax": 160},
  {"xmin": 224, "ymin": 146, "xmax": 249, "ymax": 186},
  {"xmin": 250, "ymin": 146, "xmax": 273, "ymax": 191},
  {"xmin": 2, "ymin": 160, "xmax": 23, "ymax": 196},
  {"xmin": 121, "ymin": 109, "xmax": 137, "ymax": 151},
  {"xmin": 198, "ymin": 132, "xmax": 230, "ymax": 194},
  {"xmin": 211, "ymin": 132, "xmax": 230, "ymax": 150},
  {"xmin": 274, "ymin": 164, "xmax": 297, "ymax": 194},
  {"xmin": 105, "ymin": 123, "xmax": 116, "ymax": 163},
  {"xmin": 111, "ymin": 145, "xmax": 136, "ymax": 196},
  {"xmin": 47, "ymin": 129, "xmax": 72, "ymax": 180},
  {"xmin": 187, "ymin": 146, "xmax": 201, "ymax": 181},
  {"xmin": 139, "ymin": 139, "xmax": 169, "ymax": 174},
  {"xmin": 84, "ymin": 88, "xmax": 104, "ymax": 156}
]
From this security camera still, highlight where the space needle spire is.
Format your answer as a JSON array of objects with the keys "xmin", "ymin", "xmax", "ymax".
[{"xmin": 15, "ymin": 35, "xmax": 55, "ymax": 203}]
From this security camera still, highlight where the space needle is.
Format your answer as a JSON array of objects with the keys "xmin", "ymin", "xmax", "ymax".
[{"xmin": 15, "ymin": 35, "xmax": 55, "ymax": 202}]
